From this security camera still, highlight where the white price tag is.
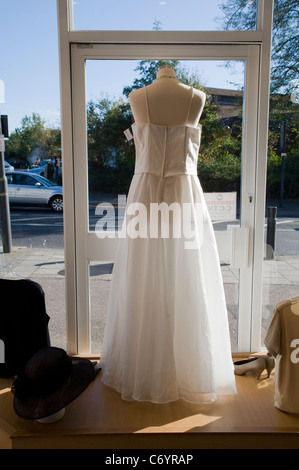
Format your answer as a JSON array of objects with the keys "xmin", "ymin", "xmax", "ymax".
[
  {"xmin": 0, "ymin": 134, "xmax": 5, "ymax": 152},
  {"xmin": 124, "ymin": 128, "xmax": 133, "ymax": 142}
]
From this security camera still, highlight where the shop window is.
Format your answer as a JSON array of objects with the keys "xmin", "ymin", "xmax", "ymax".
[{"xmin": 72, "ymin": 0, "xmax": 258, "ymax": 32}]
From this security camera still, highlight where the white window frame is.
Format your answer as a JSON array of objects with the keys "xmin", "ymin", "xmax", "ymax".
[{"xmin": 56, "ymin": 0, "xmax": 273, "ymax": 354}]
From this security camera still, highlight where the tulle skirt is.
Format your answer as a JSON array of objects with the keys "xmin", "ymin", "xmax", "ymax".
[{"xmin": 100, "ymin": 173, "xmax": 236, "ymax": 403}]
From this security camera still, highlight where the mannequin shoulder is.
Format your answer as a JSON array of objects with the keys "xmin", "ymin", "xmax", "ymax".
[
  {"xmin": 129, "ymin": 88, "xmax": 148, "ymax": 122},
  {"xmin": 129, "ymin": 88, "xmax": 145, "ymax": 107},
  {"xmin": 192, "ymin": 88, "xmax": 206, "ymax": 106}
]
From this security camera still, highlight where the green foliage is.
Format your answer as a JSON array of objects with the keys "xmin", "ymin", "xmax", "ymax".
[
  {"xmin": 198, "ymin": 113, "xmax": 241, "ymax": 193},
  {"xmin": 5, "ymin": 113, "xmax": 61, "ymax": 168},
  {"xmin": 219, "ymin": 0, "xmax": 299, "ymax": 198},
  {"xmin": 284, "ymin": 154, "xmax": 299, "ymax": 199},
  {"xmin": 266, "ymin": 151, "xmax": 299, "ymax": 201},
  {"xmin": 87, "ymin": 97, "xmax": 135, "ymax": 193},
  {"xmin": 197, "ymin": 89, "xmax": 242, "ymax": 193},
  {"xmin": 266, "ymin": 94, "xmax": 299, "ymax": 199},
  {"xmin": 198, "ymin": 153, "xmax": 241, "ymax": 193},
  {"xmin": 218, "ymin": 0, "xmax": 299, "ymax": 94}
]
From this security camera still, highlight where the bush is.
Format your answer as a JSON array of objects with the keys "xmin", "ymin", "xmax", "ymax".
[{"xmin": 198, "ymin": 152, "xmax": 241, "ymax": 193}]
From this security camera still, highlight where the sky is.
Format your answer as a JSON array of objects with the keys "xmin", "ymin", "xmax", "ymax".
[{"xmin": 0, "ymin": 0, "xmax": 247, "ymax": 134}]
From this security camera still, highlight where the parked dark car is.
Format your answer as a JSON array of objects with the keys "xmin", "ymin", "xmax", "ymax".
[{"xmin": 6, "ymin": 171, "xmax": 63, "ymax": 212}]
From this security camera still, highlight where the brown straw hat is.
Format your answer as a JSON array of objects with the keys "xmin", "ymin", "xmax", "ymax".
[{"xmin": 11, "ymin": 347, "xmax": 99, "ymax": 420}]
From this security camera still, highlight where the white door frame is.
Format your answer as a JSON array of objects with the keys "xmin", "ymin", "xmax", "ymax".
[{"xmin": 56, "ymin": 0, "xmax": 273, "ymax": 354}]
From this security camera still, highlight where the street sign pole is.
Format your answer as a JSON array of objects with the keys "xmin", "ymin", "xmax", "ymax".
[
  {"xmin": 279, "ymin": 121, "xmax": 286, "ymax": 207},
  {"xmin": 0, "ymin": 112, "xmax": 12, "ymax": 253}
]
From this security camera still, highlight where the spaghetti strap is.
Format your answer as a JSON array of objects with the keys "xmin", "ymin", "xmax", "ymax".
[
  {"xmin": 144, "ymin": 87, "xmax": 151, "ymax": 123},
  {"xmin": 185, "ymin": 87, "xmax": 194, "ymax": 126}
]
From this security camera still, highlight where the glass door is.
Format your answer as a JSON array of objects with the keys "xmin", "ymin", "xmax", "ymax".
[
  {"xmin": 70, "ymin": 43, "xmax": 260, "ymax": 354},
  {"xmin": 260, "ymin": 85, "xmax": 299, "ymax": 349}
]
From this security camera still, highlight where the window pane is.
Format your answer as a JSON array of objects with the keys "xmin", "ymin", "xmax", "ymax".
[
  {"xmin": 0, "ymin": 166, "xmax": 66, "ymax": 352},
  {"xmin": 261, "ymin": 87, "xmax": 299, "ymax": 349},
  {"xmin": 85, "ymin": 59, "xmax": 245, "ymax": 354},
  {"xmin": 72, "ymin": 0, "xmax": 257, "ymax": 31}
]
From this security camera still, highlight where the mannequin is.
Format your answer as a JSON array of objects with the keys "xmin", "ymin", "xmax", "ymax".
[
  {"xmin": 265, "ymin": 297, "xmax": 299, "ymax": 414},
  {"xmin": 100, "ymin": 64, "xmax": 236, "ymax": 404},
  {"xmin": 129, "ymin": 66, "xmax": 206, "ymax": 127}
]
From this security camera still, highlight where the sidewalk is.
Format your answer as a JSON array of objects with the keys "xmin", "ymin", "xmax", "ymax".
[
  {"xmin": 0, "ymin": 246, "xmax": 114, "ymax": 280},
  {"xmin": 1, "ymin": 244, "xmax": 299, "ymax": 284}
]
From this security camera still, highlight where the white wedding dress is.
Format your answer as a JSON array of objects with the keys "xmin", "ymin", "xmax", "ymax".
[{"xmin": 100, "ymin": 87, "xmax": 236, "ymax": 404}]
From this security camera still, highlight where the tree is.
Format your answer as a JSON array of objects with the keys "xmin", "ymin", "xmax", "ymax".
[
  {"xmin": 266, "ymin": 93, "xmax": 299, "ymax": 199},
  {"xmin": 5, "ymin": 113, "xmax": 61, "ymax": 167},
  {"xmin": 219, "ymin": 1, "xmax": 299, "ymax": 200},
  {"xmin": 218, "ymin": 0, "xmax": 299, "ymax": 94},
  {"xmin": 87, "ymin": 97, "xmax": 135, "ymax": 193}
]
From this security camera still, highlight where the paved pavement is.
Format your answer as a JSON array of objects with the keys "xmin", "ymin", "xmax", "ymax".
[{"xmin": 1, "ymin": 242, "xmax": 298, "ymax": 284}]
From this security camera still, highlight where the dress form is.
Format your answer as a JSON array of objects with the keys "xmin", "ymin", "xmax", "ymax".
[{"xmin": 129, "ymin": 66, "xmax": 205, "ymax": 127}]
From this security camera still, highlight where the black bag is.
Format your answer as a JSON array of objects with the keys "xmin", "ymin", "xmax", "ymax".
[{"xmin": 0, "ymin": 278, "xmax": 50, "ymax": 377}]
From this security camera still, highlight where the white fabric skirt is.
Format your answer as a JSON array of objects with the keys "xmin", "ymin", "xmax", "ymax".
[{"xmin": 100, "ymin": 173, "xmax": 236, "ymax": 403}]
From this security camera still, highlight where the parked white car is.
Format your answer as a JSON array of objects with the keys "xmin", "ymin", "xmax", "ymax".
[{"xmin": 6, "ymin": 171, "xmax": 63, "ymax": 212}]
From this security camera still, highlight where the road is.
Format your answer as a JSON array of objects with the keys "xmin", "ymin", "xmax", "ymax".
[
  {"xmin": 7, "ymin": 207, "xmax": 64, "ymax": 249},
  {"xmin": 0, "ymin": 205, "xmax": 298, "ymax": 256}
]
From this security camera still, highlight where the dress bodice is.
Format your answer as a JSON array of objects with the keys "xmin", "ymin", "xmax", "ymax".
[{"xmin": 132, "ymin": 123, "xmax": 201, "ymax": 178}]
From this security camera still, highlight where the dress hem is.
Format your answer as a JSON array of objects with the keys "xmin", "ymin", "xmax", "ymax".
[{"xmin": 102, "ymin": 378, "xmax": 236, "ymax": 405}]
